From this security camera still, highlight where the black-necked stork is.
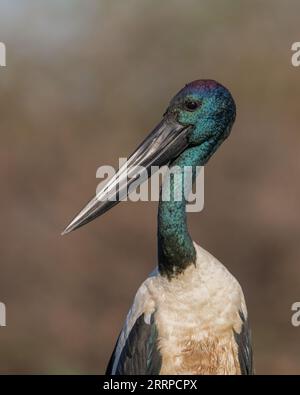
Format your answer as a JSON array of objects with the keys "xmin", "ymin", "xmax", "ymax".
[{"xmin": 63, "ymin": 80, "xmax": 253, "ymax": 375}]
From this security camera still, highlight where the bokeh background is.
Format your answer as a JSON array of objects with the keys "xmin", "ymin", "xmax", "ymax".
[{"xmin": 0, "ymin": 0, "xmax": 299, "ymax": 374}]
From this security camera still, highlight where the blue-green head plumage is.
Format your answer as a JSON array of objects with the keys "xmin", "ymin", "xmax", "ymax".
[{"xmin": 166, "ymin": 79, "xmax": 236, "ymax": 166}]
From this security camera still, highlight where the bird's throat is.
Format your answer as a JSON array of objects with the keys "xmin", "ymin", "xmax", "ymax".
[
  {"xmin": 157, "ymin": 183, "xmax": 195, "ymax": 278},
  {"xmin": 157, "ymin": 152, "xmax": 198, "ymax": 278},
  {"xmin": 157, "ymin": 139, "xmax": 221, "ymax": 278}
]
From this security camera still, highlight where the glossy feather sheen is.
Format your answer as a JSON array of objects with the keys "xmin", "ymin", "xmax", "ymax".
[
  {"xmin": 108, "ymin": 244, "xmax": 252, "ymax": 375},
  {"xmin": 158, "ymin": 139, "xmax": 224, "ymax": 277}
]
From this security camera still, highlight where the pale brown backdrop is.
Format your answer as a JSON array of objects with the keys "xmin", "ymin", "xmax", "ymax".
[{"xmin": 0, "ymin": 0, "xmax": 299, "ymax": 374}]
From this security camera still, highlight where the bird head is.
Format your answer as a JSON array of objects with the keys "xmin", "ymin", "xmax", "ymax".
[
  {"xmin": 166, "ymin": 79, "xmax": 236, "ymax": 150},
  {"xmin": 62, "ymin": 80, "xmax": 236, "ymax": 234}
]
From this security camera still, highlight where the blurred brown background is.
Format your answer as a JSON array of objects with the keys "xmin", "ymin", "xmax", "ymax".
[{"xmin": 0, "ymin": 0, "xmax": 299, "ymax": 374}]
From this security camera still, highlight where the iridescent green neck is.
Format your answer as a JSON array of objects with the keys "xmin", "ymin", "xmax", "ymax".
[{"xmin": 157, "ymin": 138, "xmax": 221, "ymax": 278}]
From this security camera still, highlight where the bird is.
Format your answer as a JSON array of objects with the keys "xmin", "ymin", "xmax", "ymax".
[{"xmin": 62, "ymin": 79, "xmax": 253, "ymax": 375}]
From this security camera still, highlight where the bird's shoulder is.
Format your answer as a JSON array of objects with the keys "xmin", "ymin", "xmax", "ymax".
[{"xmin": 105, "ymin": 269, "xmax": 161, "ymax": 375}]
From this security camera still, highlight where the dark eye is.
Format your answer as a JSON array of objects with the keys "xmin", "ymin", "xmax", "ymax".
[{"xmin": 184, "ymin": 100, "xmax": 201, "ymax": 111}]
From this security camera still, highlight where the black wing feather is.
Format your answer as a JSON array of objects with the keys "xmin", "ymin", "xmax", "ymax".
[
  {"xmin": 234, "ymin": 310, "xmax": 254, "ymax": 375},
  {"xmin": 106, "ymin": 313, "xmax": 162, "ymax": 375}
]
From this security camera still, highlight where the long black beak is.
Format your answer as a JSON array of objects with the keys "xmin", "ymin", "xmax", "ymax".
[{"xmin": 62, "ymin": 115, "xmax": 191, "ymax": 235}]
